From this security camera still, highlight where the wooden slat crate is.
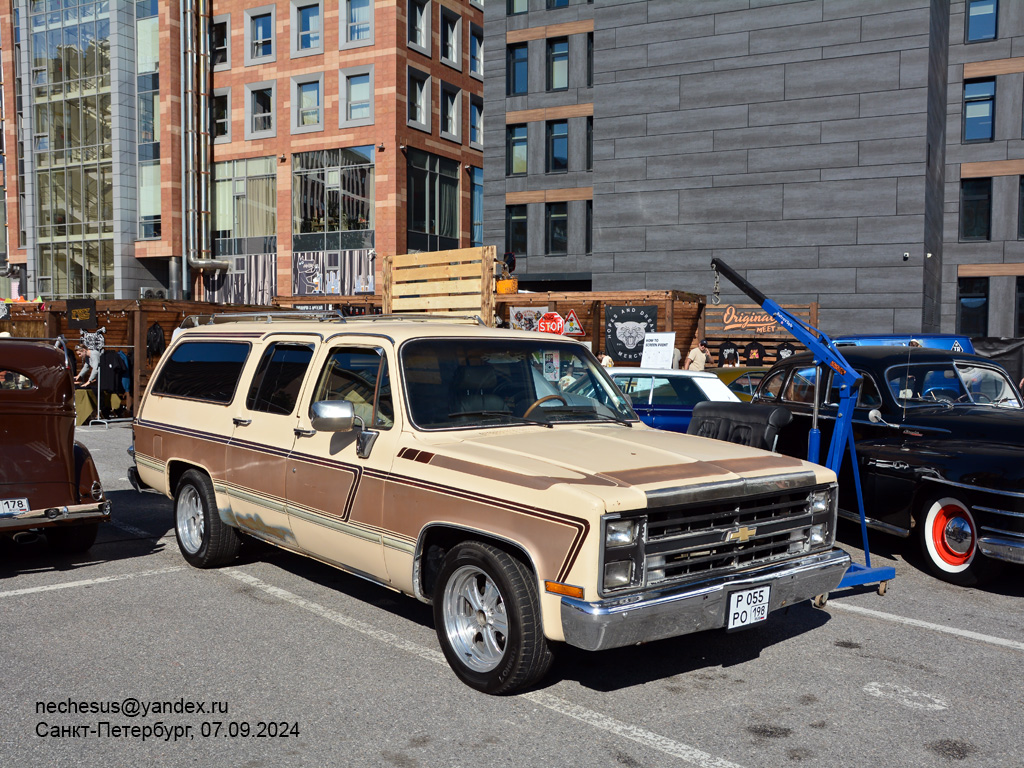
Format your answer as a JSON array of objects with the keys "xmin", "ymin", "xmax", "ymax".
[{"xmin": 383, "ymin": 246, "xmax": 496, "ymax": 319}]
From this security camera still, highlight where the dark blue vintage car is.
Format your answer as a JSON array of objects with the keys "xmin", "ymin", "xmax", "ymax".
[{"xmin": 751, "ymin": 346, "xmax": 1024, "ymax": 586}]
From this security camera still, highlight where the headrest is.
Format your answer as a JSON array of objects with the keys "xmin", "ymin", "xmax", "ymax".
[{"xmin": 453, "ymin": 365, "xmax": 497, "ymax": 391}]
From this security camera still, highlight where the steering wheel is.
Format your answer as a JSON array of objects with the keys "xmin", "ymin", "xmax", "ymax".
[{"xmin": 523, "ymin": 394, "xmax": 568, "ymax": 418}]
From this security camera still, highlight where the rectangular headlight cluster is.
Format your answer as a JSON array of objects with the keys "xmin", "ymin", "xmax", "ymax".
[
  {"xmin": 806, "ymin": 484, "xmax": 837, "ymax": 549},
  {"xmin": 602, "ymin": 514, "xmax": 645, "ymax": 593}
]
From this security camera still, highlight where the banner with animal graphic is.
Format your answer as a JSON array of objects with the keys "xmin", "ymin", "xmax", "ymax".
[{"xmin": 604, "ymin": 305, "xmax": 658, "ymax": 363}]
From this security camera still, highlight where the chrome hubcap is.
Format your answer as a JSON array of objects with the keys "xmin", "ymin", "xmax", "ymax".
[
  {"xmin": 177, "ymin": 485, "xmax": 204, "ymax": 554},
  {"xmin": 943, "ymin": 516, "xmax": 973, "ymax": 556},
  {"xmin": 442, "ymin": 565, "xmax": 508, "ymax": 673}
]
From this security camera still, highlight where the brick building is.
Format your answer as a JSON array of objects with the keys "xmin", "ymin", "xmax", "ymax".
[{"xmin": 0, "ymin": 0, "xmax": 484, "ymax": 303}]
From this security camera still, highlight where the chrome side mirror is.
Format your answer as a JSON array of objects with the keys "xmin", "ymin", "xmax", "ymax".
[
  {"xmin": 867, "ymin": 408, "xmax": 893, "ymax": 427},
  {"xmin": 311, "ymin": 400, "xmax": 356, "ymax": 432}
]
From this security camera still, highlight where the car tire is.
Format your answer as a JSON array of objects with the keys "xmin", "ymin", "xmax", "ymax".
[
  {"xmin": 918, "ymin": 495, "xmax": 1001, "ymax": 587},
  {"xmin": 47, "ymin": 523, "xmax": 99, "ymax": 554},
  {"xmin": 175, "ymin": 469, "xmax": 240, "ymax": 568},
  {"xmin": 433, "ymin": 541, "xmax": 553, "ymax": 695}
]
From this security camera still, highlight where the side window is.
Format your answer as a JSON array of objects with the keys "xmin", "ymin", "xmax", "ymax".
[
  {"xmin": 783, "ymin": 366, "xmax": 819, "ymax": 404},
  {"xmin": 651, "ymin": 376, "xmax": 704, "ymax": 406},
  {"xmin": 615, "ymin": 376, "xmax": 654, "ymax": 404},
  {"xmin": 0, "ymin": 370, "xmax": 34, "ymax": 390},
  {"xmin": 311, "ymin": 347, "xmax": 392, "ymax": 429},
  {"xmin": 758, "ymin": 369, "xmax": 786, "ymax": 401},
  {"xmin": 151, "ymin": 341, "xmax": 251, "ymax": 403},
  {"xmin": 246, "ymin": 342, "xmax": 315, "ymax": 415},
  {"xmin": 857, "ymin": 374, "xmax": 882, "ymax": 408}
]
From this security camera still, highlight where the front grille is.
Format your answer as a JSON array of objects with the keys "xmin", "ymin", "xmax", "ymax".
[{"xmin": 644, "ymin": 485, "xmax": 827, "ymax": 585}]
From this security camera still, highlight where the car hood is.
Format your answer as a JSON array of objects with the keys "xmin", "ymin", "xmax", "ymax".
[
  {"xmin": 408, "ymin": 423, "xmax": 834, "ymax": 514},
  {"xmin": 895, "ymin": 404, "xmax": 1024, "ymax": 443}
]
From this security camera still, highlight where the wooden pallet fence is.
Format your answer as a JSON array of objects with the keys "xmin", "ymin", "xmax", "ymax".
[{"xmin": 383, "ymin": 246, "xmax": 496, "ymax": 320}]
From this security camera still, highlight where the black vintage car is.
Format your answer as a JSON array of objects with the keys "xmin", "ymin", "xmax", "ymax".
[{"xmin": 750, "ymin": 346, "xmax": 1024, "ymax": 586}]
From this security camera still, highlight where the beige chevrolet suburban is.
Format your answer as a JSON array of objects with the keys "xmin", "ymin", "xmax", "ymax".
[{"xmin": 130, "ymin": 313, "xmax": 849, "ymax": 694}]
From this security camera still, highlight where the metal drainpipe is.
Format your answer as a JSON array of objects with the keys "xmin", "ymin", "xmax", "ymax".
[{"xmin": 182, "ymin": 0, "xmax": 228, "ymax": 296}]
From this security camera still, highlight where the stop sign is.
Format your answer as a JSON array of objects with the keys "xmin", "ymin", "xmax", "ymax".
[{"xmin": 537, "ymin": 312, "xmax": 564, "ymax": 334}]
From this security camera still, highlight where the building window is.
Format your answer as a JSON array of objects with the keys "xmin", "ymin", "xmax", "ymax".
[
  {"xmin": 407, "ymin": 67, "xmax": 431, "ymax": 132},
  {"xmin": 546, "ymin": 120, "xmax": 568, "ymax": 173},
  {"xmin": 212, "ymin": 89, "xmax": 231, "ymax": 143},
  {"xmin": 546, "ymin": 202, "xmax": 567, "ymax": 255},
  {"xmin": 507, "ymin": 125, "xmax": 527, "ymax": 175},
  {"xmin": 408, "ymin": 0, "xmax": 430, "ymax": 56},
  {"xmin": 211, "ymin": 16, "xmax": 231, "ymax": 70},
  {"xmin": 966, "ymin": 0, "xmax": 997, "ymax": 43},
  {"xmin": 470, "ymin": 97, "xmax": 483, "ymax": 149},
  {"xmin": 246, "ymin": 7, "xmax": 276, "ymax": 64},
  {"xmin": 547, "ymin": 38, "xmax": 568, "ymax": 91},
  {"xmin": 406, "ymin": 148, "xmax": 460, "ymax": 252},
  {"xmin": 1019, "ymin": 177, "xmax": 1024, "ymax": 240},
  {"xmin": 960, "ymin": 178, "xmax": 992, "ymax": 240},
  {"xmin": 587, "ymin": 32, "xmax": 593, "ymax": 87},
  {"xmin": 245, "ymin": 81, "xmax": 277, "ymax": 139},
  {"xmin": 586, "ymin": 199, "xmax": 592, "ymax": 254},
  {"xmin": 471, "ymin": 167, "xmax": 483, "ymax": 247},
  {"xmin": 340, "ymin": 65, "xmax": 374, "ymax": 127},
  {"xmin": 440, "ymin": 83, "xmax": 461, "ymax": 142},
  {"xmin": 291, "ymin": 75, "xmax": 324, "ymax": 133},
  {"xmin": 291, "ymin": 146, "xmax": 375, "ymax": 254},
  {"xmin": 470, "ymin": 24, "xmax": 483, "ymax": 79},
  {"xmin": 957, "ymin": 277, "xmax": 989, "ymax": 336},
  {"xmin": 506, "ymin": 205, "xmax": 527, "ymax": 256},
  {"xmin": 507, "ymin": 44, "xmax": 528, "ymax": 96},
  {"xmin": 586, "ymin": 116, "xmax": 593, "ymax": 170},
  {"xmin": 212, "ymin": 156, "xmax": 278, "ymax": 251},
  {"xmin": 508, "ymin": 0, "xmax": 527, "ymax": 14},
  {"xmin": 440, "ymin": 8, "xmax": 461, "ymax": 70},
  {"xmin": 139, "ymin": 161, "xmax": 161, "ymax": 239},
  {"xmin": 963, "ymin": 79, "xmax": 995, "ymax": 142},
  {"xmin": 1016, "ymin": 277, "xmax": 1024, "ymax": 336},
  {"xmin": 291, "ymin": 2, "xmax": 323, "ymax": 56},
  {"xmin": 548, "ymin": 0, "xmax": 568, "ymax": 7},
  {"xmin": 343, "ymin": 0, "xmax": 374, "ymax": 48}
]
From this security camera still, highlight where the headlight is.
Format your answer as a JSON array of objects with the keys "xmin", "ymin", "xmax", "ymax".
[
  {"xmin": 604, "ymin": 561, "xmax": 633, "ymax": 590},
  {"xmin": 809, "ymin": 490, "xmax": 830, "ymax": 513},
  {"xmin": 605, "ymin": 519, "xmax": 638, "ymax": 547}
]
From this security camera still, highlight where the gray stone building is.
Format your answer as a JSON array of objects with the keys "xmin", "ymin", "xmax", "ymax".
[{"xmin": 484, "ymin": 0, "xmax": 1024, "ymax": 337}]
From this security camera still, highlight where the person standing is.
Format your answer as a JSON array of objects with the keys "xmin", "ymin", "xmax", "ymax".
[{"xmin": 686, "ymin": 339, "xmax": 710, "ymax": 371}]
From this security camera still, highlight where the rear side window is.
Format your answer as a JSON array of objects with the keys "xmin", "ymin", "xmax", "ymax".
[
  {"xmin": 0, "ymin": 371, "xmax": 34, "ymax": 390},
  {"xmin": 650, "ymin": 376, "xmax": 705, "ymax": 406},
  {"xmin": 246, "ymin": 342, "xmax": 315, "ymax": 415},
  {"xmin": 151, "ymin": 341, "xmax": 250, "ymax": 403},
  {"xmin": 757, "ymin": 369, "xmax": 786, "ymax": 401}
]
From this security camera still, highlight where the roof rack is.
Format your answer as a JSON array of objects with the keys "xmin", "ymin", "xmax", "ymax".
[{"xmin": 178, "ymin": 311, "xmax": 487, "ymax": 328}]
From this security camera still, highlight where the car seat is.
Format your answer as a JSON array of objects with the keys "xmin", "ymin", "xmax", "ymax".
[{"xmin": 450, "ymin": 365, "xmax": 505, "ymax": 414}]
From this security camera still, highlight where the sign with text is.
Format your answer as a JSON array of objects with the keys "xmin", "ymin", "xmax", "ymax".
[
  {"xmin": 604, "ymin": 305, "xmax": 658, "ymax": 363},
  {"xmin": 640, "ymin": 332, "xmax": 676, "ymax": 369},
  {"xmin": 538, "ymin": 312, "xmax": 564, "ymax": 335},
  {"xmin": 65, "ymin": 299, "xmax": 98, "ymax": 330},
  {"xmin": 509, "ymin": 306, "xmax": 547, "ymax": 332}
]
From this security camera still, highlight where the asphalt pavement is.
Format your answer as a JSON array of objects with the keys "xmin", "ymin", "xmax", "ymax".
[{"xmin": 2, "ymin": 422, "xmax": 1023, "ymax": 767}]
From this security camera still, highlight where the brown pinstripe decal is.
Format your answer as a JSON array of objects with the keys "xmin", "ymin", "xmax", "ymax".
[{"xmin": 603, "ymin": 455, "xmax": 805, "ymax": 486}]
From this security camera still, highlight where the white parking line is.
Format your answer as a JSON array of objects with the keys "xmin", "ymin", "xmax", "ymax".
[
  {"xmin": 830, "ymin": 601, "xmax": 1024, "ymax": 652},
  {"xmin": 223, "ymin": 568, "xmax": 745, "ymax": 768},
  {"xmin": 862, "ymin": 682, "xmax": 948, "ymax": 711},
  {"xmin": 0, "ymin": 566, "xmax": 185, "ymax": 598}
]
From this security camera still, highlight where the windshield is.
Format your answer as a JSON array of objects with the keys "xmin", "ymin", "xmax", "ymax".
[
  {"xmin": 885, "ymin": 362, "xmax": 1022, "ymax": 408},
  {"xmin": 401, "ymin": 338, "xmax": 637, "ymax": 429}
]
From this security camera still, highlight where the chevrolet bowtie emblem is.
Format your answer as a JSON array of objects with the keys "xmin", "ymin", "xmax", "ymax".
[{"xmin": 725, "ymin": 526, "xmax": 756, "ymax": 543}]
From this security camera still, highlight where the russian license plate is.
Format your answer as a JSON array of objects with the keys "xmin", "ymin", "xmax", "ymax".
[
  {"xmin": 1, "ymin": 497, "xmax": 30, "ymax": 517},
  {"xmin": 727, "ymin": 585, "xmax": 771, "ymax": 630}
]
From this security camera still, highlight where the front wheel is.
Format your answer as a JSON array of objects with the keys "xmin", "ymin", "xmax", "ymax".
[
  {"xmin": 918, "ymin": 495, "xmax": 1001, "ymax": 587},
  {"xmin": 175, "ymin": 469, "xmax": 240, "ymax": 568},
  {"xmin": 433, "ymin": 542, "xmax": 553, "ymax": 695}
]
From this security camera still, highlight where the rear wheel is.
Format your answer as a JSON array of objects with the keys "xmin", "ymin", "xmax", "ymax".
[
  {"xmin": 175, "ymin": 469, "xmax": 240, "ymax": 568},
  {"xmin": 433, "ymin": 542, "xmax": 553, "ymax": 695},
  {"xmin": 47, "ymin": 523, "xmax": 99, "ymax": 554},
  {"xmin": 918, "ymin": 495, "xmax": 1001, "ymax": 586}
]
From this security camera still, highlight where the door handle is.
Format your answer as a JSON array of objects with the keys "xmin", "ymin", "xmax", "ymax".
[
  {"xmin": 294, "ymin": 427, "xmax": 316, "ymax": 438},
  {"xmin": 232, "ymin": 418, "xmax": 251, "ymax": 427}
]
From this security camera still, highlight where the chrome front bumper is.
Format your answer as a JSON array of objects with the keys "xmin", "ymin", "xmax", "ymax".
[
  {"xmin": 978, "ymin": 535, "xmax": 1024, "ymax": 565},
  {"xmin": 560, "ymin": 548, "xmax": 850, "ymax": 652},
  {"xmin": 0, "ymin": 500, "xmax": 112, "ymax": 530}
]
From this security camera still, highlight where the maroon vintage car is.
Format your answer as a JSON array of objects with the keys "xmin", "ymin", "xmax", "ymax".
[{"xmin": 0, "ymin": 338, "xmax": 111, "ymax": 552}]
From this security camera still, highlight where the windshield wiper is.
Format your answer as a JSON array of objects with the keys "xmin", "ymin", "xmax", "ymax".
[
  {"xmin": 541, "ymin": 406, "xmax": 633, "ymax": 427},
  {"xmin": 447, "ymin": 410, "xmax": 553, "ymax": 428}
]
